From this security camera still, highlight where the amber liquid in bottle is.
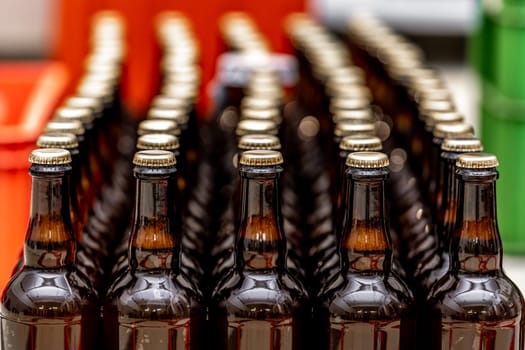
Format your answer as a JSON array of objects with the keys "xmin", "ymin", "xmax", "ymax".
[
  {"xmin": 1, "ymin": 158, "xmax": 99, "ymax": 349},
  {"xmin": 211, "ymin": 157, "xmax": 310, "ymax": 350},
  {"xmin": 103, "ymin": 157, "xmax": 202, "ymax": 350},
  {"xmin": 318, "ymin": 163, "xmax": 415, "ymax": 350},
  {"xmin": 427, "ymin": 165, "xmax": 525, "ymax": 350}
]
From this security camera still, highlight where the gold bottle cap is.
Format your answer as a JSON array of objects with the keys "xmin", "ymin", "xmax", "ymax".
[
  {"xmin": 325, "ymin": 83, "xmax": 371, "ymax": 101},
  {"xmin": 161, "ymin": 82, "xmax": 199, "ymax": 101},
  {"xmin": 45, "ymin": 120, "xmax": 85, "ymax": 136},
  {"xmin": 441, "ymin": 137, "xmax": 483, "ymax": 153},
  {"xmin": 37, "ymin": 133, "xmax": 79, "ymax": 150},
  {"xmin": 334, "ymin": 121, "xmax": 376, "ymax": 137},
  {"xmin": 147, "ymin": 107, "xmax": 189, "ymax": 126},
  {"xmin": 236, "ymin": 119, "xmax": 279, "ymax": 136},
  {"xmin": 150, "ymin": 95, "xmax": 189, "ymax": 112},
  {"xmin": 238, "ymin": 134, "xmax": 281, "ymax": 151},
  {"xmin": 425, "ymin": 111, "xmax": 464, "ymax": 127},
  {"xmin": 456, "ymin": 153, "xmax": 498, "ymax": 169},
  {"xmin": 133, "ymin": 150, "xmax": 177, "ymax": 167},
  {"xmin": 346, "ymin": 151, "xmax": 389, "ymax": 168},
  {"xmin": 239, "ymin": 150, "xmax": 284, "ymax": 166},
  {"xmin": 326, "ymin": 66, "xmax": 365, "ymax": 85},
  {"xmin": 137, "ymin": 134, "xmax": 180, "ymax": 151},
  {"xmin": 63, "ymin": 96, "xmax": 104, "ymax": 115},
  {"xmin": 245, "ymin": 84, "xmax": 284, "ymax": 100},
  {"xmin": 340, "ymin": 135, "xmax": 382, "ymax": 152},
  {"xmin": 330, "ymin": 96, "xmax": 371, "ymax": 114},
  {"xmin": 332, "ymin": 108, "xmax": 374, "ymax": 123},
  {"xmin": 240, "ymin": 107, "xmax": 282, "ymax": 124},
  {"xmin": 433, "ymin": 122, "xmax": 474, "ymax": 139},
  {"xmin": 414, "ymin": 87, "xmax": 451, "ymax": 103},
  {"xmin": 137, "ymin": 119, "xmax": 181, "ymax": 136},
  {"xmin": 240, "ymin": 96, "xmax": 278, "ymax": 111},
  {"xmin": 29, "ymin": 148, "xmax": 72, "ymax": 165},
  {"xmin": 54, "ymin": 107, "xmax": 95, "ymax": 125},
  {"xmin": 419, "ymin": 99, "xmax": 454, "ymax": 116}
]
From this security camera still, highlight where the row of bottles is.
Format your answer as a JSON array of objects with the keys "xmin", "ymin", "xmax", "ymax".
[{"xmin": 1, "ymin": 9, "xmax": 524, "ymax": 350}]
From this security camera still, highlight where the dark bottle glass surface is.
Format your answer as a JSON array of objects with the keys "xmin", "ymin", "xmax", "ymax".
[
  {"xmin": 211, "ymin": 150, "xmax": 310, "ymax": 350},
  {"xmin": 103, "ymin": 150, "xmax": 202, "ymax": 350},
  {"xmin": 427, "ymin": 153, "xmax": 525, "ymax": 350},
  {"xmin": 1, "ymin": 148, "xmax": 99, "ymax": 349},
  {"xmin": 318, "ymin": 152, "xmax": 415, "ymax": 350}
]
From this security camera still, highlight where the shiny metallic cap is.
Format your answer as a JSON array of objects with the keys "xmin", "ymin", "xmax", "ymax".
[
  {"xmin": 433, "ymin": 122, "xmax": 474, "ymax": 139},
  {"xmin": 414, "ymin": 87, "xmax": 451, "ymax": 103},
  {"xmin": 240, "ymin": 96, "xmax": 278, "ymax": 111},
  {"xmin": 419, "ymin": 99, "xmax": 454, "ymax": 117},
  {"xmin": 63, "ymin": 96, "xmax": 104, "ymax": 115},
  {"xmin": 240, "ymin": 107, "xmax": 282, "ymax": 124},
  {"xmin": 441, "ymin": 137, "xmax": 483, "ymax": 153},
  {"xmin": 133, "ymin": 150, "xmax": 176, "ymax": 167},
  {"xmin": 236, "ymin": 119, "xmax": 278, "ymax": 136},
  {"xmin": 425, "ymin": 111, "xmax": 464, "ymax": 128},
  {"xmin": 340, "ymin": 135, "xmax": 382, "ymax": 152},
  {"xmin": 45, "ymin": 120, "xmax": 85, "ymax": 136},
  {"xmin": 137, "ymin": 119, "xmax": 180, "ymax": 136},
  {"xmin": 456, "ymin": 153, "xmax": 498, "ymax": 169},
  {"xmin": 325, "ymin": 83, "xmax": 371, "ymax": 101},
  {"xmin": 150, "ymin": 95, "xmax": 189, "ymax": 112},
  {"xmin": 239, "ymin": 150, "xmax": 284, "ymax": 166},
  {"xmin": 329, "ymin": 96, "xmax": 370, "ymax": 113},
  {"xmin": 334, "ymin": 121, "xmax": 376, "ymax": 137},
  {"xmin": 147, "ymin": 107, "xmax": 189, "ymax": 125},
  {"xmin": 332, "ymin": 108, "xmax": 374, "ymax": 123},
  {"xmin": 29, "ymin": 148, "xmax": 72, "ymax": 165},
  {"xmin": 238, "ymin": 134, "xmax": 281, "ymax": 150},
  {"xmin": 54, "ymin": 107, "xmax": 94, "ymax": 125},
  {"xmin": 346, "ymin": 151, "xmax": 389, "ymax": 168},
  {"xmin": 137, "ymin": 134, "xmax": 180, "ymax": 151},
  {"xmin": 37, "ymin": 133, "xmax": 79, "ymax": 150}
]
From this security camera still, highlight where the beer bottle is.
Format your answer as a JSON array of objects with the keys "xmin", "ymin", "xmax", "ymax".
[
  {"xmin": 429, "ymin": 122, "xmax": 474, "ymax": 215},
  {"xmin": 1, "ymin": 149, "xmax": 99, "ymax": 349},
  {"xmin": 427, "ymin": 153, "xmax": 525, "ymax": 350},
  {"xmin": 44, "ymin": 119, "xmax": 95, "ymax": 208},
  {"xmin": 104, "ymin": 150, "xmax": 202, "ymax": 349},
  {"xmin": 318, "ymin": 152, "xmax": 415, "ymax": 350},
  {"xmin": 111, "ymin": 134, "xmax": 182, "ymax": 275},
  {"xmin": 211, "ymin": 150, "xmax": 310, "ymax": 350},
  {"xmin": 54, "ymin": 107, "xmax": 106, "ymax": 191},
  {"xmin": 137, "ymin": 119, "xmax": 180, "ymax": 137}
]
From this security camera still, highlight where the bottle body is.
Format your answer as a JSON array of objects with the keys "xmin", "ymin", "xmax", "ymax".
[
  {"xmin": 103, "ymin": 150, "xmax": 202, "ymax": 350},
  {"xmin": 1, "ymin": 151, "xmax": 99, "ymax": 349},
  {"xmin": 427, "ymin": 154, "xmax": 525, "ymax": 350},
  {"xmin": 211, "ymin": 151, "xmax": 310, "ymax": 350}
]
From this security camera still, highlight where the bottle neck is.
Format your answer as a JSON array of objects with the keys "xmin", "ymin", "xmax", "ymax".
[
  {"xmin": 437, "ymin": 152, "xmax": 459, "ymax": 246},
  {"xmin": 130, "ymin": 169, "xmax": 179, "ymax": 272},
  {"xmin": 237, "ymin": 167, "xmax": 284, "ymax": 271},
  {"xmin": 341, "ymin": 169, "xmax": 391, "ymax": 273},
  {"xmin": 451, "ymin": 169, "xmax": 502, "ymax": 273},
  {"xmin": 24, "ymin": 166, "xmax": 75, "ymax": 268}
]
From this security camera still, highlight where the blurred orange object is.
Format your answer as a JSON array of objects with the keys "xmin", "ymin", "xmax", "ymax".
[
  {"xmin": 53, "ymin": 0, "xmax": 305, "ymax": 117},
  {"xmin": 0, "ymin": 61, "xmax": 69, "ymax": 290}
]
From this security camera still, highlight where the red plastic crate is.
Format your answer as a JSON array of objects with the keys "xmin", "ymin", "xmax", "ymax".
[{"xmin": 0, "ymin": 61, "xmax": 69, "ymax": 290}]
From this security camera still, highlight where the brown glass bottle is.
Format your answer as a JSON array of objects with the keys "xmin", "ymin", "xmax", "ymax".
[
  {"xmin": 318, "ymin": 152, "xmax": 415, "ymax": 350},
  {"xmin": 427, "ymin": 153, "xmax": 525, "ymax": 350},
  {"xmin": 1, "ymin": 148, "xmax": 99, "ymax": 349},
  {"xmin": 103, "ymin": 150, "xmax": 202, "ymax": 350},
  {"xmin": 211, "ymin": 150, "xmax": 310, "ymax": 350}
]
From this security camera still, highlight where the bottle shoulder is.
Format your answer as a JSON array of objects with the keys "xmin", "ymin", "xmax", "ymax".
[
  {"xmin": 320, "ymin": 272, "xmax": 414, "ymax": 320},
  {"xmin": 212, "ymin": 270, "xmax": 309, "ymax": 318},
  {"xmin": 105, "ymin": 269, "xmax": 199, "ymax": 319},
  {"xmin": 1, "ymin": 266, "xmax": 97, "ymax": 318},
  {"xmin": 427, "ymin": 272, "xmax": 524, "ymax": 321}
]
